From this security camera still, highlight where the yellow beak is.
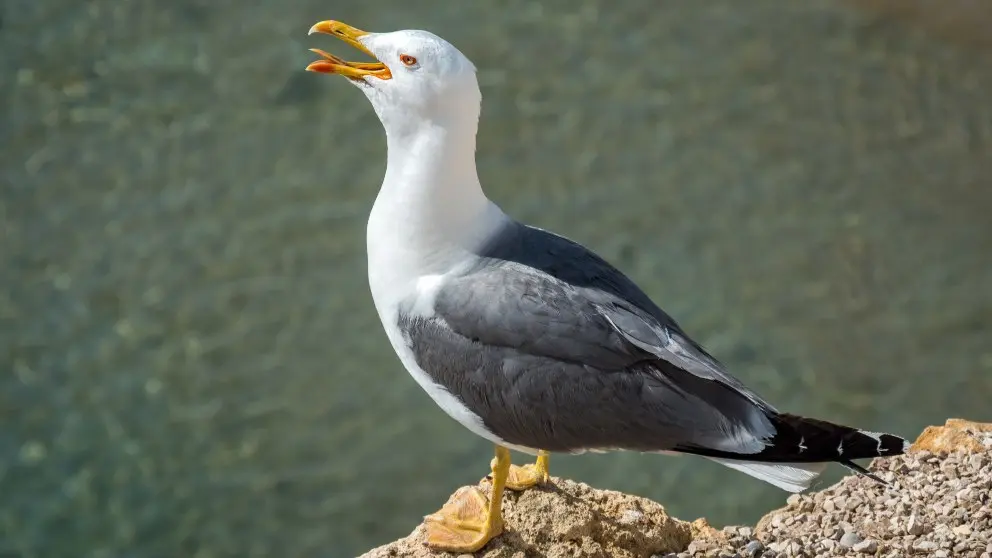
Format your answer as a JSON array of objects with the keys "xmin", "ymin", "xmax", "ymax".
[{"xmin": 306, "ymin": 21, "xmax": 392, "ymax": 81}]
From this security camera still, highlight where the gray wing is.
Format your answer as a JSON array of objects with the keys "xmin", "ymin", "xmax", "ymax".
[{"xmin": 400, "ymin": 222, "xmax": 777, "ymax": 454}]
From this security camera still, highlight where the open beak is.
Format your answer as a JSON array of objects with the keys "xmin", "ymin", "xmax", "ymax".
[{"xmin": 306, "ymin": 21, "xmax": 392, "ymax": 81}]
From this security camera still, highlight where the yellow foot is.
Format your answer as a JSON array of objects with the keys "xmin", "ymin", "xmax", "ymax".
[
  {"xmin": 493, "ymin": 453, "xmax": 550, "ymax": 491},
  {"xmin": 503, "ymin": 462, "xmax": 549, "ymax": 491},
  {"xmin": 424, "ymin": 486, "xmax": 503, "ymax": 553}
]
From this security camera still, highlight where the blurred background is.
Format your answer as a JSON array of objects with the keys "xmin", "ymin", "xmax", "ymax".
[{"xmin": 2, "ymin": 0, "xmax": 991, "ymax": 556}]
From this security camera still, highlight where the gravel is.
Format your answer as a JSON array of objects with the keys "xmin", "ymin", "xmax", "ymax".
[{"xmin": 683, "ymin": 429, "xmax": 992, "ymax": 557}]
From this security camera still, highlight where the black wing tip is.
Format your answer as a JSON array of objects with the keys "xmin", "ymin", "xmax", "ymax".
[
  {"xmin": 766, "ymin": 414, "xmax": 910, "ymax": 462},
  {"xmin": 869, "ymin": 431, "xmax": 910, "ymax": 457}
]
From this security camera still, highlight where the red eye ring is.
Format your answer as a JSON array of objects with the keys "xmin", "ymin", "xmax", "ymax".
[{"xmin": 400, "ymin": 54, "xmax": 418, "ymax": 66}]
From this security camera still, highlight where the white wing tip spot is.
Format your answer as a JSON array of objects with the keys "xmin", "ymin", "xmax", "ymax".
[{"xmin": 859, "ymin": 430, "xmax": 885, "ymax": 454}]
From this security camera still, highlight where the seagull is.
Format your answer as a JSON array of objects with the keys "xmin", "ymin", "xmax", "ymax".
[{"xmin": 306, "ymin": 20, "xmax": 908, "ymax": 553}]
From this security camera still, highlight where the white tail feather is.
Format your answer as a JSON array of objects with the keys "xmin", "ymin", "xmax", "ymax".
[{"xmin": 708, "ymin": 457, "xmax": 827, "ymax": 493}]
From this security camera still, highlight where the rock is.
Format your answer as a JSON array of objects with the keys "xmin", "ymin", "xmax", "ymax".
[
  {"xmin": 911, "ymin": 419, "xmax": 992, "ymax": 454},
  {"xmin": 742, "ymin": 540, "xmax": 764, "ymax": 557},
  {"xmin": 839, "ymin": 531, "xmax": 863, "ymax": 548},
  {"xmin": 852, "ymin": 538, "xmax": 878, "ymax": 553},
  {"xmin": 360, "ymin": 477, "xmax": 692, "ymax": 558},
  {"xmin": 906, "ymin": 513, "xmax": 925, "ymax": 535},
  {"xmin": 782, "ymin": 539, "xmax": 802, "ymax": 556},
  {"xmin": 952, "ymin": 524, "xmax": 971, "ymax": 536}
]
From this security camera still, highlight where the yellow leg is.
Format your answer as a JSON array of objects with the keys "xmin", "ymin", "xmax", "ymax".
[
  {"xmin": 503, "ymin": 451, "xmax": 550, "ymax": 491},
  {"xmin": 424, "ymin": 445, "xmax": 510, "ymax": 552}
]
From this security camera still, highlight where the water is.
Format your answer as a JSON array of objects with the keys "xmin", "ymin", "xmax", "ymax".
[{"xmin": 2, "ymin": 1, "xmax": 991, "ymax": 557}]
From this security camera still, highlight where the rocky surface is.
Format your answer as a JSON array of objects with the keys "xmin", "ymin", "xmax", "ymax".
[{"xmin": 362, "ymin": 419, "xmax": 992, "ymax": 557}]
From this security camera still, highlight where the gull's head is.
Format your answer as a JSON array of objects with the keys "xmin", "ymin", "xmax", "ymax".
[{"xmin": 307, "ymin": 21, "xmax": 480, "ymax": 132}]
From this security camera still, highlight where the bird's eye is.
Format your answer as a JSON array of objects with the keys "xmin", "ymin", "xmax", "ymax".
[{"xmin": 399, "ymin": 54, "xmax": 418, "ymax": 67}]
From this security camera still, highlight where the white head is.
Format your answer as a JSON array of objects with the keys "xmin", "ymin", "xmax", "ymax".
[{"xmin": 307, "ymin": 21, "xmax": 481, "ymax": 137}]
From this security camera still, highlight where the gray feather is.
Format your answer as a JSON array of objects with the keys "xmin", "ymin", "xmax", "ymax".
[{"xmin": 398, "ymin": 221, "xmax": 776, "ymax": 454}]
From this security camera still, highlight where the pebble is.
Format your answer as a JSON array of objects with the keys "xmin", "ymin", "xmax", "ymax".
[
  {"xmin": 741, "ymin": 540, "xmax": 763, "ymax": 557},
  {"xmin": 839, "ymin": 531, "xmax": 863, "ymax": 548},
  {"xmin": 906, "ymin": 513, "xmax": 925, "ymax": 535},
  {"xmin": 852, "ymin": 539, "xmax": 878, "ymax": 553},
  {"xmin": 694, "ymin": 431, "xmax": 992, "ymax": 557},
  {"xmin": 952, "ymin": 524, "xmax": 972, "ymax": 536}
]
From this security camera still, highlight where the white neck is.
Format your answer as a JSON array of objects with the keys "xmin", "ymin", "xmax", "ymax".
[{"xmin": 366, "ymin": 109, "xmax": 507, "ymax": 299}]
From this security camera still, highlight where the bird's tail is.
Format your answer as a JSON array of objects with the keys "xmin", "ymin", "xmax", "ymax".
[
  {"xmin": 681, "ymin": 413, "xmax": 909, "ymax": 493},
  {"xmin": 760, "ymin": 413, "xmax": 909, "ymax": 463}
]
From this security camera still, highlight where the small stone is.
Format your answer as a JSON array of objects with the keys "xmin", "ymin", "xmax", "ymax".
[
  {"xmin": 906, "ymin": 514, "xmax": 925, "ymax": 535},
  {"xmin": 839, "ymin": 531, "xmax": 863, "ymax": 548},
  {"xmin": 737, "ymin": 526, "xmax": 753, "ymax": 538},
  {"xmin": 742, "ymin": 540, "xmax": 763, "ymax": 557},
  {"xmin": 786, "ymin": 494, "xmax": 801, "ymax": 507},
  {"xmin": 852, "ymin": 539, "xmax": 878, "ymax": 554},
  {"xmin": 934, "ymin": 550, "xmax": 949, "ymax": 558},
  {"xmin": 686, "ymin": 539, "xmax": 710, "ymax": 554},
  {"xmin": 914, "ymin": 540, "xmax": 939, "ymax": 551},
  {"xmin": 952, "ymin": 524, "xmax": 972, "ymax": 536}
]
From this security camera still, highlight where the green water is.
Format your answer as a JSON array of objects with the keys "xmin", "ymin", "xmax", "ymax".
[{"xmin": 3, "ymin": 1, "xmax": 991, "ymax": 557}]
